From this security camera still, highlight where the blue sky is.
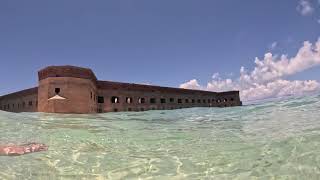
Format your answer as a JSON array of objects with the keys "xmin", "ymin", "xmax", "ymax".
[{"xmin": 0, "ymin": 0, "xmax": 319, "ymax": 100}]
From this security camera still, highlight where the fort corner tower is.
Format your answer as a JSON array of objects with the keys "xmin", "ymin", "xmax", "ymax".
[
  {"xmin": 0, "ymin": 65, "xmax": 242, "ymax": 114},
  {"xmin": 38, "ymin": 66, "xmax": 98, "ymax": 113}
]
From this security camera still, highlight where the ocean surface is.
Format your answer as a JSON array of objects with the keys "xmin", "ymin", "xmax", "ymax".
[{"xmin": 1, "ymin": 94, "xmax": 320, "ymax": 180}]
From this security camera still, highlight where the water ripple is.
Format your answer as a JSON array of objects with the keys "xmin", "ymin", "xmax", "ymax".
[{"xmin": 1, "ymin": 93, "xmax": 320, "ymax": 179}]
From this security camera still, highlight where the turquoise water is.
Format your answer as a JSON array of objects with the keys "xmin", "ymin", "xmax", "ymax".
[{"xmin": 1, "ymin": 94, "xmax": 320, "ymax": 179}]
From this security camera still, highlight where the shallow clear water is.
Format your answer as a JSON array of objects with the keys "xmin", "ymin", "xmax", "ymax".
[{"xmin": 1, "ymin": 94, "xmax": 320, "ymax": 179}]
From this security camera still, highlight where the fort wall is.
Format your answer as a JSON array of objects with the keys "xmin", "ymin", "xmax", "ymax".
[
  {"xmin": 0, "ymin": 65, "xmax": 242, "ymax": 114},
  {"xmin": 0, "ymin": 87, "xmax": 38, "ymax": 112}
]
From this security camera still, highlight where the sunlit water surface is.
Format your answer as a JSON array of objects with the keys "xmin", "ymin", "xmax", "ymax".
[{"xmin": 1, "ymin": 94, "xmax": 320, "ymax": 179}]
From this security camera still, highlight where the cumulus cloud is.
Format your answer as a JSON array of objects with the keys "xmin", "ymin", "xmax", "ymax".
[
  {"xmin": 297, "ymin": 0, "xmax": 314, "ymax": 16},
  {"xmin": 180, "ymin": 38, "xmax": 320, "ymax": 102},
  {"xmin": 179, "ymin": 79, "xmax": 202, "ymax": 90}
]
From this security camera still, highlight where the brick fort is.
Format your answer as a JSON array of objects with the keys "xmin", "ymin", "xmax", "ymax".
[{"xmin": 0, "ymin": 66, "xmax": 242, "ymax": 113}]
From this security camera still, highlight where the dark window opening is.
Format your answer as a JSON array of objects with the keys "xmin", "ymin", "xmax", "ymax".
[
  {"xmin": 192, "ymin": 99, "xmax": 195, "ymax": 103},
  {"xmin": 224, "ymin": 98, "xmax": 228, "ymax": 102},
  {"xmin": 208, "ymin": 99, "xmax": 211, "ymax": 103},
  {"xmin": 111, "ymin": 96, "xmax": 120, "ymax": 103},
  {"xmin": 212, "ymin": 99, "xmax": 215, "ymax": 103},
  {"xmin": 36, "ymin": 101, "xmax": 38, "ymax": 107},
  {"xmin": 28, "ymin": 101, "xmax": 32, "ymax": 106},
  {"xmin": 197, "ymin": 99, "xmax": 201, "ymax": 103},
  {"xmin": 126, "ymin": 97, "xmax": 133, "ymax": 104},
  {"xmin": 138, "ymin": 98, "xmax": 145, "ymax": 104},
  {"xmin": 114, "ymin": 108, "xmax": 118, "ymax": 112},
  {"xmin": 160, "ymin": 98, "xmax": 166, "ymax": 104},
  {"xmin": 169, "ymin": 98, "xmax": 174, "ymax": 103},
  {"xmin": 22, "ymin": 102, "xmax": 25, "ymax": 107},
  {"xmin": 185, "ymin": 99, "xmax": 189, "ymax": 103},
  {"xmin": 98, "ymin": 96, "xmax": 104, "ymax": 103},
  {"xmin": 55, "ymin": 88, "xmax": 60, "ymax": 94},
  {"xmin": 12, "ymin": 104, "xmax": 14, "ymax": 108},
  {"xmin": 128, "ymin": 108, "xmax": 132, "ymax": 111},
  {"xmin": 98, "ymin": 109, "xmax": 102, "ymax": 113},
  {"xmin": 90, "ymin": 92, "xmax": 93, "ymax": 99},
  {"xmin": 178, "ymin": 99, "xmax": 182, "ymax": 103},
  {"xmin": 150, "ymin": 98, "xmax": 156, "ymax": 104},
  {"xmin": 230, "ymin": 98, "xmax": 234, "ymax": 101},
  {"xmin": 152, "ymin": 107, "xmax": 155, "ymax": 110},
  {"xmin": 203, "ymin": 99, "xmax": 206, "ymax": 103}
]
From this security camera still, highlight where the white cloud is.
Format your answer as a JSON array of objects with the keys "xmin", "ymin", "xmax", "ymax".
[
  {"xmin": 297, "ymin": 0, "xmax": 314, "ymax": 16},
  {"xmin": 270, "ymin": 42, "xmax": 278, "ymax": 50},
  {"xmin": 180, "ymin": 38, "xmax": 320, "ymax": 102},
  {"xmin": 180, "ymin": 79, "xmax": 202, "ymax": 90},
  {"xmin": 212, "ymin": 73, "xmax": 220, "ymax": 79}
]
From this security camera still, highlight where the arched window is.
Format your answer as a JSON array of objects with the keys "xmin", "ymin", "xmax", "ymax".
[
  {"xmin": 230, "ymin": 98, "xmax": 234, "ymax": 101},
  {"xmin": 169, "ymin": 98, "xmax": 174, "ymax": 103},
  {"xmin": 192, "ymin": 99, "xmax": 195, "ymax": 103},
  {"xmin": 111, "ymin": 96, "xmax": 120, "ymax": 103},
  {"xmin": 138, "ymin": 98, "xmax": 145, "ymax": 104},
  {"xmin": 55, "ymin": 88, "xmax": 60, "ymax": 94},
  {"xmin": 185, "ymin": 99, "xmax": 189, "ymax": 103},
  {"xmin": 197, "ymin": 99, "xmax": 201, "ymax": 103},
  {"xmin": 217, "ymin": 99, "xmax": 221, "ymax": 103},
  {"xmin": 126, "ymin": 97, "xmax": 133, "ymax": 104},
  {"xmin": 178, "ymin": 99, "xmax": 182, "ymax": 103},
  {"xmin": 224, "ymin": 98, "xmax": 228, "ymax": 102}
]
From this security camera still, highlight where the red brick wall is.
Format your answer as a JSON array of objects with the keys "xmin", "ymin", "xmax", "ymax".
[
  {"xmin": 96, "ymin": 81, "xmax": 242, "ymax": 112},
  {"xmin": 38, "ymin": 77, "xmax": 97, "ymax": 114},
  {"xmin": 38, "ymin": 65, "xmax": 97, "ymax": 81},
  {"xmin": 0, "ymin": 87, "xmax": 38, "ymax": 112}
]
